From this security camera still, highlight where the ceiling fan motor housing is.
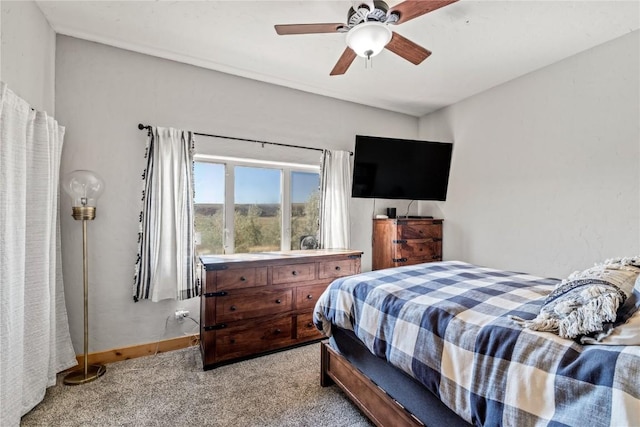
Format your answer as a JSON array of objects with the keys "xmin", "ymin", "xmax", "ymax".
[{"xmin": 348, "ymin": 1, "xmax": 398, "ymax": 27}]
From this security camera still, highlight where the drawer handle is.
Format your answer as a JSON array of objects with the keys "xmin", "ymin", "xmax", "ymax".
[
  {"xmin": 306, "ymin": 294, "xmax": 313, "ymax": 300},
  {"xmin": 292, "ymin": 271, "xmax": 298, "ymax": 276},
  {"xmin": 274, "ymin": 329, "xmax": 282, "ymax": 334},
  {"xmin": 230, "ymin": 305, "xmax": 237, "ymax": 311},
  {"xmin": 275, "ymin": 299, "xmax": 282, "ymax": 304},
  {"xmin": 240, "ymin": 276, "xmax": 246, "ymax": 282},
  {"xmin": 306, "ymin": 322, "xmax": 314, "ymax": 328},
  {"xmin": 335, "ymin": 266, "xmax": 341, "ymax": 271}
]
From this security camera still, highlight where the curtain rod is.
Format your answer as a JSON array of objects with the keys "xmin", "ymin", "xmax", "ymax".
[{"xmin": 137, "ymin": 123, "xmax": 352, "ymax": 155}]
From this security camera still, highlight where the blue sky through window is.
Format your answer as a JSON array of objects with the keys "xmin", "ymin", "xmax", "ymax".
[
  {"xmin": 194, "ymin": 162, "xmax": 224, "ymax": 203},
  {"xmin": 235, "ymin": 166, "xmax": 280, "ymax": 204},
  {"xmin": 292, "ymin": 172, "xmax": 320, "ymax": 203},
  {"xmin": 194, "ymin": 162, "xmax": 319, "ymax": 204}
]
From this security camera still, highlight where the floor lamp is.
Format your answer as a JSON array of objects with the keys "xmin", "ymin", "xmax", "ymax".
[{"xmin": 62, "ymin": 170, "xmax": 106, "ymax": 385}]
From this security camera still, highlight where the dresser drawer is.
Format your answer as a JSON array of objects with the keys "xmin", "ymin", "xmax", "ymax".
[
  {"xmin": 214, "ymin": 316, "xmax": 295, "ymax": 363},
  {"xmin": 396, "ymin": 240, "xmax": 441, "ymax": 260},
  {"xmin": 296, "ymin": 283, "xmax": 329, "ymax": 310},
  {"xmin": 398, "ymin": 222, "xmax": 442, "ymax": 240},
  {"xmin": 296, "ymin": 313, "xmax": 323, "ymax": 340},
  {"xmin": 272, "ymin": 262, "xmax": 316, "ymax": 284},
  {"xmin": 214, "ymin": 288, "xmax": 293, "ymax": 323},
  {"xmin": 319, "ymin": 258, "xmax": 359, "ymax": 279},
  {"xmin": 216, "ymin": 267, "xmax": 268, "ymax": 291}
]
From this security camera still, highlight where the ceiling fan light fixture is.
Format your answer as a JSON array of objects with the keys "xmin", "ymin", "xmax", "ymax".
[{"xmin": 346, "ymin": 22, "xmax": 392, "ymax": 59}]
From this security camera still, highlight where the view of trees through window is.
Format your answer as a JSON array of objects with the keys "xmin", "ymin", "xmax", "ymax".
[
  {"xmin": 234, "ymin": 166, "xmax": 281, "ymax": 253},
  {"xmin": 194, "ymin": 162, "xmax": 224, "ymax": 255},
  {"xmin": 291, "ymin": 171, "xmax": 320, "ymax": 249},
  {"xmin": 194, "ymin": 161, "xmax": 319, "ymax": 255}
]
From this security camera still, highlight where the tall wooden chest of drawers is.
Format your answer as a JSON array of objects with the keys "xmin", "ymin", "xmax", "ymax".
[
  {"xmin": 199, "ymin": 249, "xmax": 362, "ymax": 369},
  {"xmin": 372, "ymin": 218, "xmax": 442, "ymax": 270}
]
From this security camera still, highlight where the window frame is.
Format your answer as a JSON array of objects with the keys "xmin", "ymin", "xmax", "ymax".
[{"xmin": 194, "ymin": 154, "xmax": 320, "ymax": 254}]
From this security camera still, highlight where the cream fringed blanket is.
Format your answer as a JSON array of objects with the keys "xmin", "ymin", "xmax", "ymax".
[{"xmin": 512, "ymin": 257, "xmax": 640, "ymax": 341}]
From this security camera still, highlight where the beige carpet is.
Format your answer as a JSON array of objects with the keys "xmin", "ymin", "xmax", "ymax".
[{"xmin": 21, "ymin": 343, "xmax": 373, "ymax": 426}]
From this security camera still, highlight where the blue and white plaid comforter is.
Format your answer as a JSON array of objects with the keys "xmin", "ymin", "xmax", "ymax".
[{"xmin": 314, "ymin": 261, "xmax": 640, "ymax": 427}]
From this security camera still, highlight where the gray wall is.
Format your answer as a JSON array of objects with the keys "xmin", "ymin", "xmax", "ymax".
[
  {"xmin": 8, "ymin": 1, "xmax": 639, "ymax": 354},
  {"xmin": 55, "ymin": 35, "xmax": 419, "ymax": 353},
  {"xmin": 418, "ymin": 31, "xmax": 640, "ymax": 279},
  {"xmin": 1, "ymin": 0, "xmax": 55, "ymax": 113}
]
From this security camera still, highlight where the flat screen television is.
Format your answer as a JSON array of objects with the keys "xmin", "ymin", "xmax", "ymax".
[{"xmin": 351, "ymin": 135, "xmax": 453, "ymax": 201}]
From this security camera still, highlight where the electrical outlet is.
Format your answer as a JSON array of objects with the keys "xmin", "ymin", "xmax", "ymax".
[{"xmin": 174, "ymin": 309, "xmax": 189, "ymax": 320}]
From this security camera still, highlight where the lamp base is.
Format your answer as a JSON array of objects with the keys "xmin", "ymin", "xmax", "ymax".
[{"xmin": 63, "ymin": 364, "xmax": 106, "ymax": 385}]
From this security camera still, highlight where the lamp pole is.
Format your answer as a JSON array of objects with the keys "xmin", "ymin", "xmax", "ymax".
[{"xmin": 82, "ymin": 213, "xmax": 89, "ymax": 380}]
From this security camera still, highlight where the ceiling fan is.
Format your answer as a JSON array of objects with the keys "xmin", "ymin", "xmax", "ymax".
[{"xmin": 274, "ymin": 0, "xmax": 459, "ymax": 76}]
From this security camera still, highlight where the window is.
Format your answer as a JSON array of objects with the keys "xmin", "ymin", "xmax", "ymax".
[
  {"xmin": 193, "ymin": 162, "xmax": 225, "ymax": 255},
  {"xmin": 194, "ymin": 156, "xmax": 320, "ymax": 255},
  {"xmin": 291, "ymin": 171, "xmax": 320, "ymax": 249},
  {"xmin": 234, "ymin": 166, "xmax": 281, "ymax": 253}
]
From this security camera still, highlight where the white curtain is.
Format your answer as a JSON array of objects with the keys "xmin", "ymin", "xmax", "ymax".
[
  {"xmin": 0, "ymin": 82, "xmax": 77, "ymax": 426},
  {"xmin": 133, "ymin": 126, "xmax": 196, "ymax": 302},
  {"xmin": 319, "ymin": 149, "xmax": 352, "ymax": 249}
]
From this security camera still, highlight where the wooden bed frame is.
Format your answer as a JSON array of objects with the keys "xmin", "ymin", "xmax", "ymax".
[
  {"xmin": 319, "ymin": 327, "xmax": 470, "ymax": 427},
  {"xmin": 320, "ymin": 341, "xmax": 424, "ymax": 427}
]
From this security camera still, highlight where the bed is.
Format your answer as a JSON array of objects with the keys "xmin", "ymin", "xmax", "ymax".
[{"xmin": 314, "ymin": 260, "xmax": 640, "ymax": 427}]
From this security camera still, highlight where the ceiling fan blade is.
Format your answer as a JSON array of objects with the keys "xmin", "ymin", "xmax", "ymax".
[
  {"xmin": 385, "ymin": 32, "xmax": 431, "ymax": 65},
  {"xmin": 274, "ymin": 23, "xmax": 346, "ymax": 35},
  {"xmin": 389, "ymin": 0, "xmax": 458, "ymax": 25},
  {"xmin": 330, "ymin": 47, "xmax": 357, "ymax": 76}
]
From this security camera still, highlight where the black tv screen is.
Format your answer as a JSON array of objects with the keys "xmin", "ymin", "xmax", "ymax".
[{"xmin": 351, "ymin": 135, "xmax": 453, "ymax": 201}]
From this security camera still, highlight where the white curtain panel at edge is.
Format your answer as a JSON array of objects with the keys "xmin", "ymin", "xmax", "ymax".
[
  {"xmin": 319, "ymin": 150, "xmax": 352, "ymax": 250},
  {"xmin": 0, "ymin": 81, "xmax": 77, "ymax": 426}
]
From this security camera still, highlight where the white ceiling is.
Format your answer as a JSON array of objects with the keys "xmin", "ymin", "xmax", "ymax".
[{"xmin": 36, "ymin": 0, "xmax": 639, "ymax": 117}]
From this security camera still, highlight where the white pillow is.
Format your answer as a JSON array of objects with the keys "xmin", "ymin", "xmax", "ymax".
[{"xmin": 581, "ymin": 309, "xmax": 640, "ymax": 345}]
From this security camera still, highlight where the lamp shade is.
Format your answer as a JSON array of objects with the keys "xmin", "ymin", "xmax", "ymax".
[
  {"xmin": 62, "ymin": 170, "xmax": 105, "ymax": 208},
  {"xmin": 346, "ymin": 22, "xmax": 392, "ymax": 59}
]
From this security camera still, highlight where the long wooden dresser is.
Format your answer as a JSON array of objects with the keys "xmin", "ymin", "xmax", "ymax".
[{"xmin": 199, "ymin": 249, "xmax": 362, "ymax": 369}]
